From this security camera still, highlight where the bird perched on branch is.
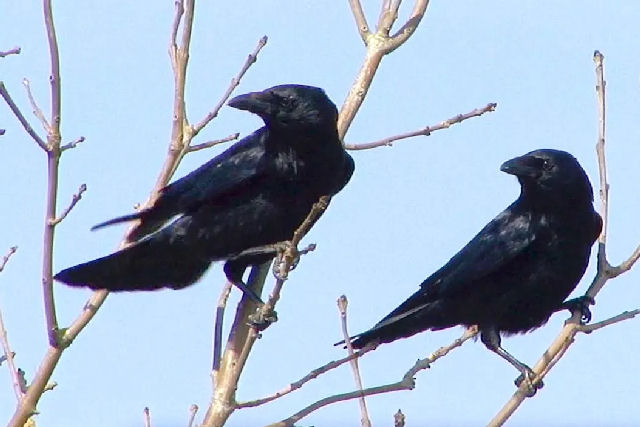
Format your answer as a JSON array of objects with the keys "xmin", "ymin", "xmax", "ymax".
[
  {"xmin": 55, "ymin": 84, "xmax": 354, "ymax": 302},
  {"xmin": 349, "ymin": 149, "xmax": 601, "ymax": 394}
]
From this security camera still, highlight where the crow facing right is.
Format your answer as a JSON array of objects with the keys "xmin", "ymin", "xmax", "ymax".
[{"xmin": 350, "ymin": 149, "xmax": 602, "ymax": 393}]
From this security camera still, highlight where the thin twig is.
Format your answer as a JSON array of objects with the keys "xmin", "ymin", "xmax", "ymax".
[
  {"xmin": 192, "ymin": 36, "xmax": 268, "ymax": 136},
  {"xmin": 578, "ymin": 309, "xmax": 640, "ymax": 333},
  {"xmin": 348, "ymin": 0, "xmax": 371, "ymax": 43},
  {"xmin": 0, "ymin": 246, "xmax": 17, "ymax": 272},
  {"xmin": 0, "ymin": 82, "xmax": 48, "ymax": 150},
  {"xmin": 236, "ymin": 344, "xmax": 377, "ymax": 409},
  {"xmin": 22, "ymin": 78, "xmax": 51, "ymax": 132},
  {"xmin": 188, "ymin": 132, "xmax": 239, "ymax": 153},
  {"xmin": 268, "ymin": 326, "xmax": 478, "ymax": 427},
  {"xmin": 338, "ymin": 295, "xmax": 371, "ymax": 427},
  {"xmin": 0, "ymin": 47, "xmax": 21, "ymax": 57},
  {"xmin": 49, "ymin": 183, "xmax": 87, "ymax": 226},
  {"xmin": 345, "ymin": 102, "xmax": 497, "ymax": 150},
  {"xmin": 143, "ymin": 407, "xmax": 151, "ymax": 427},
  {"xmin": 186, "ymin": 404, "xmax": 198, "ymax": 427},
  {"xmin": 60, "ymin": 135, "xmax": 85, "ymax": 151},
  {"xmin": 0, "ymin": 248, "xmax": 24, "ymax": 401}
]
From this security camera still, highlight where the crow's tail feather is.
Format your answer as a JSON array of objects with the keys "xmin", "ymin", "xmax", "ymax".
[
  {"xmin": 91, "ymin": 212, "xmax": 143, "ymax": 232},
  {"xmin": 54, "ymin": 237, "xmax": 211, "ymax": 292}
]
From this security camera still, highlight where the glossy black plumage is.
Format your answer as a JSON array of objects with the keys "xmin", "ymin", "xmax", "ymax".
[
  {"xmin": 55, "ymin": 85, "xmax": 354, "ymax": 298},
  {"xmin": 350, "ymin": 149, "xmax": 601, "ymax": 387}
]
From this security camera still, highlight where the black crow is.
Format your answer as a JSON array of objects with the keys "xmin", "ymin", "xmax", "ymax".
[
  {"xmin": 55, "ymin": 85, "xmax": 354, "ymax": 302},
  {"xmin": 350, "ymin": 149, "xmax": 601, "ymax": 392}
]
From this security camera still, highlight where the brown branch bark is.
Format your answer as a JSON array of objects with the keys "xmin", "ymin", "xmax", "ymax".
[
  {"xmin": 488, "ymin": 50, "xmax": 640, "ymax": 427},
  {"xmin": 267, "ymin": 326, "xmax": 478, "ymax": 427},
  {"xmin": 344, "ymin": 102, "xmax": 496, "ymax": 150}
]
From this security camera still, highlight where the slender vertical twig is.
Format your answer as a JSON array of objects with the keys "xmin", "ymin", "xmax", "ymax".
[
  {"xmin": 0, "ymin": 247, "xmax": 23, "ymax": 402},
  {"xmin": 337, "ymin": 296, "xmax": 371, "ymax": 427}
]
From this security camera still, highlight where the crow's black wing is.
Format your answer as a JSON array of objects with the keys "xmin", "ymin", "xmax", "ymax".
[
  {"xmin": 93, "ymin": 130, "xmax": 269, "ymax": 240},
  {"xmin": 420, "ymin": 205, "xmax": 537, "ymax": 298},
  {"xmin": 353, "ymin": 204, "xmax": 538, "ymax": 342}
]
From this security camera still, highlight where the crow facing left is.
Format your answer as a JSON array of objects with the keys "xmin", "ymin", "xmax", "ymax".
[
  {"xmin": 55, "ymin": 84, "xmax": 354, "ymax": 302},
  {"xmin": 349, "ymin": 149, "xmax": 601, "ymax": 394}
]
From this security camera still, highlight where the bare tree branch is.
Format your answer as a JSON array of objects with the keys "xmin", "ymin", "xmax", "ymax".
[
  {"xmin": 0, "ymin": 82, "xmax": 48, "ymax": 150},
  {"xmin": 338, "ymin": 295, "xmax": 371, "ymax": 427},
  {"xmin": 236, "ymin": 344, "xmax": 377, "ymax": 409},
  {"xmin": 0, "ymin": 246, "xmax": 24, "ymax": 402},
  {"xmin": 0, "ymin": 46, "xmax": 21, "ymax": 57},
  {"xmin": 143, "ymin": 407, "xmax": 151, "ymax": 427},
  {"xmin": 188, "ymin": 133, "xmax": 239, "ymax": 153},
  {"xmin": 0, "ymin": 246, "xmax": 17, "ymax": 273},
  {"xmin": 578, "ymin": 309, "xmax": 640, "ymax": 333},
  {"xmin": 191, "ymin": 36, "xmax": 268, "ymax": 136},
  {"xmin": 49, "ymin": 183, "xmax": 87, "ymax": 226},
  {"xmin": 348, "ymin": 0, "xmax": 371, "ymax": 43},
  {"xmin": 338, "ymin": 0, "xmax": 432, "ymax": 138},
  {"xmin": 60, "ymin": 135, "xmax": 85, "ymax": 151},
  {"xmin": 488, "ymin": 49, "xmax": 640, "ymax": 427},
  {"xmin": 268, "ymin": 326, "xmax": 478, "ymax": 427},
  {"xmin": 394, "ymin": 409, "xmax": 406, "ymax": 427},
  {"xmin": 186, "ymin": 404, "xmax": 198, "ymax": 427},
  {"xmin": 8, "ymin": 1, "xmax": 211, "ymax": 425},
  {"xmin": 345, "ymin": 103, "xmax": 497, "ymax": 150}
]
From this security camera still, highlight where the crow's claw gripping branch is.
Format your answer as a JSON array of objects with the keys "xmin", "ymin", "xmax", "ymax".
[
  {"xmin": 248, "ymin": 308, "xmax": 278, "ymax": 331},
  {"xmin": 560, "ymin": 295, "xmax": 595, "ymax": 324},
  {"xmin": 514, "ymin": 368, "xmax": 544, "ymax": 397}
]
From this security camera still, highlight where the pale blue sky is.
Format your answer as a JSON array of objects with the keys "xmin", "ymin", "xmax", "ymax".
[{"xmin": 1, "ymin": 1, "xmax": 639, "ymax": 426}]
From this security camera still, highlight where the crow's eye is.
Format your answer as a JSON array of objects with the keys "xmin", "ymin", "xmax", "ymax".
[
  {"xmin": 282, "ymin": 96, "xmax": 297, "ymax": 109},
  {"xmin": 542, "ymin": 159, "xmax": 553, "ymax": 171}
]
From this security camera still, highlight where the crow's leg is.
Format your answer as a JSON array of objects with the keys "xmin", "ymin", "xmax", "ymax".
[
  {"xmin": 481, "ymin": 328, "xmax": 543, "ymax": 397},
  {"xmin": 557, "ymin": 295, "xmax": 595, "ymax": 323},
  {"xmin": 223, "ymin": 258, "xmax": 265, "ymax": 304}
]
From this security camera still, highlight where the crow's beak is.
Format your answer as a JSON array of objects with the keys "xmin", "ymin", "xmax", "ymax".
[
  {"xmin": 228, "ymin": 91, "xmax": 274, "ymax": 115},
  {"xmin": 500, "ymin": 155, "xmax": 541, "ymax": 178}
]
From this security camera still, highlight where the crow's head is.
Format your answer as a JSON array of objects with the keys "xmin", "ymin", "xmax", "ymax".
[
  {"xmin": 500, "ymin": 149, "xmax": 594, "ymax": 206},
  {"xmin": 228, "ymin": 84, "xmax": 338, "ymax": 133}
]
